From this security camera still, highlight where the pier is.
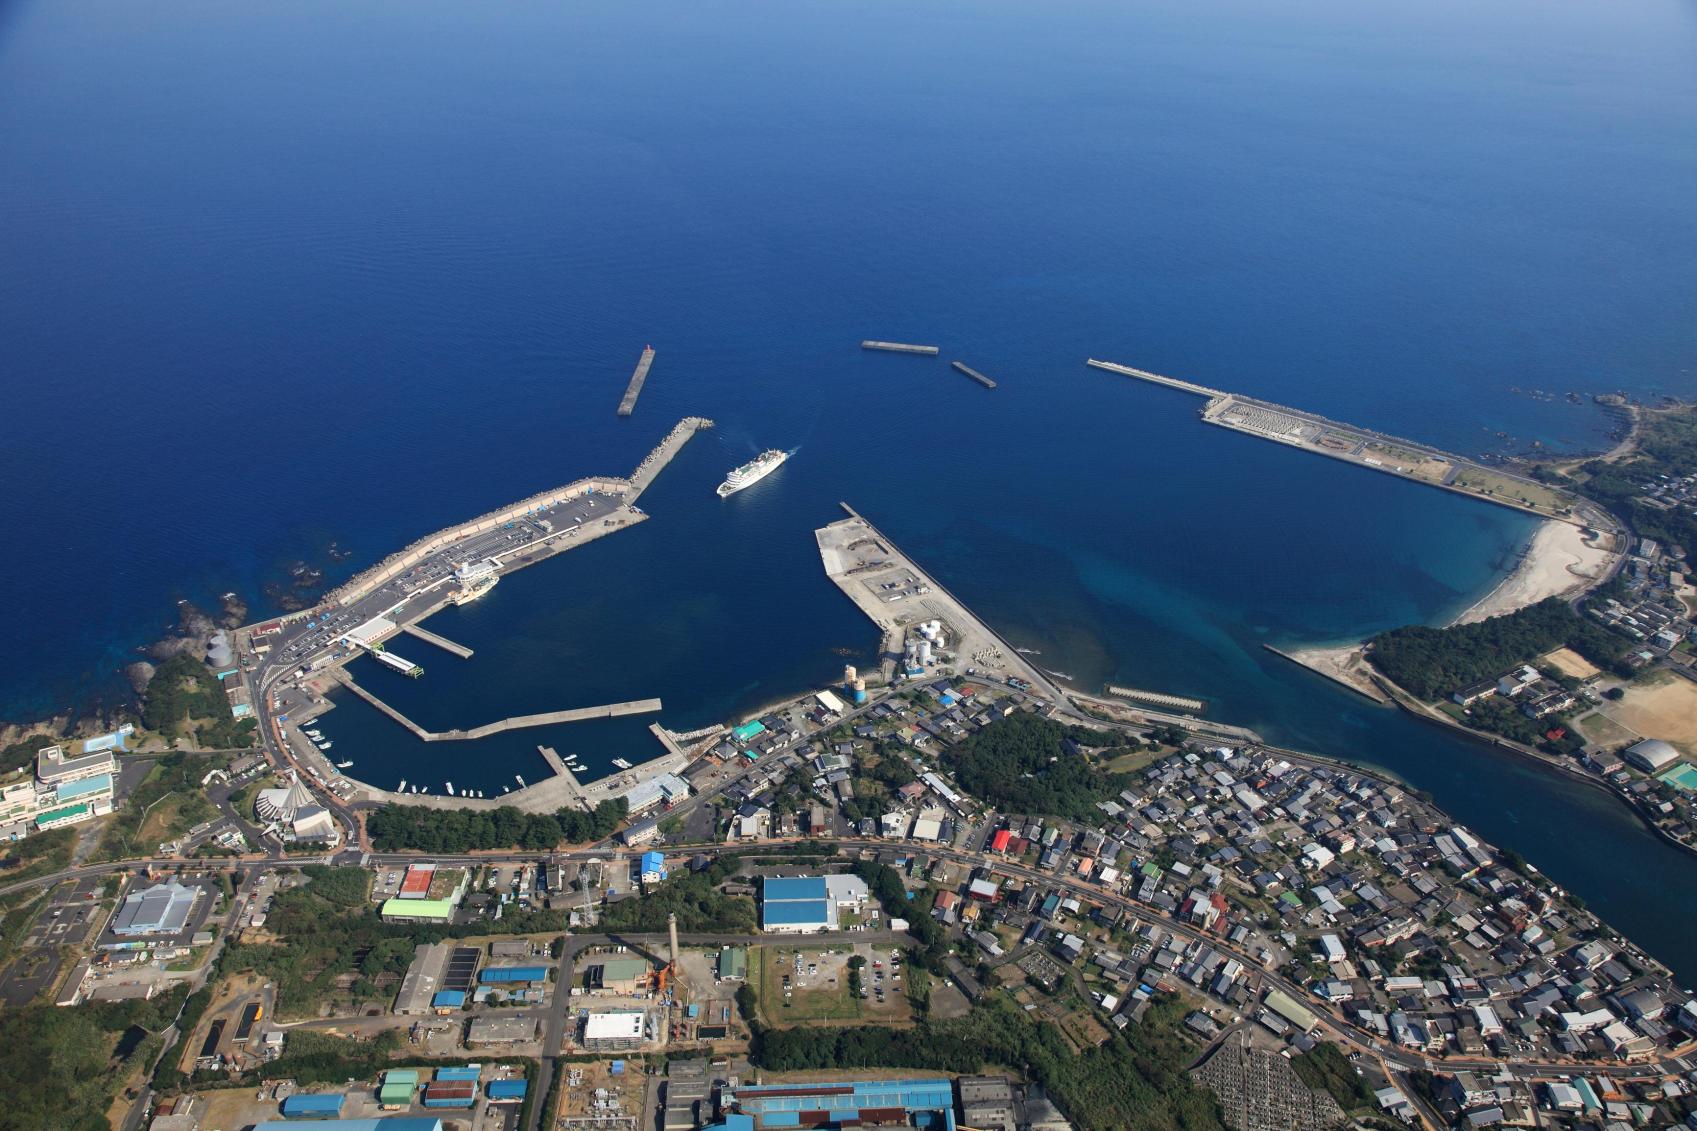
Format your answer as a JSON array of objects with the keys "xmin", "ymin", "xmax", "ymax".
[
  {"xmin": 331, "ymin": 669, "xmax": 660, "ymax": 741},
  {"xmin": 1105, "ymin": 684, "xmax": 1205, "ymax": 712},
  {"xmin": 862, "ymin": 340, "xmax": 940, "ymax": 356},
  {"xmin": 402, "ymin": 622, "xmax": 474, "ymax": 659},
  {"xmin": 374, "ymin": 650, "xmax": 423, "ymax": 677},
  {"xmin": 617, "ymin": 345, "xmax": 656, "ymax": 416},
  {"xmin": 950, "ymin": 361, "xmax": 998, "ymax": 389}
]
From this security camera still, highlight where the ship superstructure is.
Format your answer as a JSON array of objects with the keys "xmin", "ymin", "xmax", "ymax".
[{"xmin": 717, "ymin": 449, "xmax": 789, "ymax": 498}]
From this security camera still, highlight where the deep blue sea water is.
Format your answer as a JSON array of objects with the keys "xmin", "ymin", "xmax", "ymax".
[{"xmin": 3, "ymin": 0, "xmax": 1696, "ymax": 975}]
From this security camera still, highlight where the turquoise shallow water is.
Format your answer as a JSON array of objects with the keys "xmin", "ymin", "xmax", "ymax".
[{"xmin": 2, "ymin": 0, "xmax": 1696, "ymax": 975}]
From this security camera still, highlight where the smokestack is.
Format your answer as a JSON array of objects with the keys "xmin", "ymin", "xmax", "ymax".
[{"xmin": 667, "ymin": 911, "xmax": 679, "ymax": 967}]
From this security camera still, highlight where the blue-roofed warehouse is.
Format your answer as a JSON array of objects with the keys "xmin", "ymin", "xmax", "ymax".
[
  {"xmin": 280, "ymin": 1092, "xmax": 346, "ymax": 1119},
  {"xmin": 431, "ymin": 990, "xmax": 465, "ymax": 1011},
  {"xmin": 478, "ymin": 965, "xmax": 549, "ymax": 984},
  {"xmin": 434, "ymin": 1066, "xmax": 481, "ymax": 1082},
  {"xmin": 486, "ymin": 1079, "xmax": 528, "ymax": 1101},
  {"xmin": 759, "ymin": 875, "xmax": 869, "ymax": 934},
  {"xmin": 724, "ymin": 1077, "xmax": 957, "ymax": 1130}
]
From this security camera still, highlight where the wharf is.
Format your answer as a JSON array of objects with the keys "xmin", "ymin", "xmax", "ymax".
[
  {"xmin": 330, "ymin": 668, "xmax": 661, "ymax": 741},
  {"xmin": 617, "ymin": 346, "xmax": 656, "ymax": 416},
  {"xmin": 1105, "ymin": 684, "xmax": 1205, "ymax": 712},
  {"xmin": 1089, "ymin": 357, "xmax": 1606, "ymax": 529},
  {"xmin": 861, "ymin": 341, "xmax": 940, "ymax": 356},
  {"xmin": 815, "ymin": 504, "xmax": 1064, "ymax": 703},
  {"xmin": 402, "ymin": 622, "xmax": 474, "ymax": 659},
  {"xmin": 950, "ymin": 361, "xmax": 998, "ymax": 389}
]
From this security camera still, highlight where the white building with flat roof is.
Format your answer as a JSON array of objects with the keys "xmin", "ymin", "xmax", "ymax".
[{"xmin": 581, "ymin": 1010, "xmax": 646, "ymax": 1050}]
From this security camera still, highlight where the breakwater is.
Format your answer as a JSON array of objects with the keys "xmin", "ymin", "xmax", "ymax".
[{"xmin": 617, "ymin": 345, "xmax": 656, "ymax": 416}]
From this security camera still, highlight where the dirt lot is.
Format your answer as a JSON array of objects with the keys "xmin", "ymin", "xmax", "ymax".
[
  {"xmin": 559, "ymin": 1059, "xmax": 646, "ymax": 1122},
  {"xmin": 1597, "ymin": 670, "xmax": 1697, "ymax": 756},
  {"xmin": 1543, "ymin": 647, "xmax": 1601, "ymax": 680}
]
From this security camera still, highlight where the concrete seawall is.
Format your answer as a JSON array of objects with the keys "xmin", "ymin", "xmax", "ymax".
[{"xmin": 402, "ymin": 622, "xmax": 474, "ymax": 658}]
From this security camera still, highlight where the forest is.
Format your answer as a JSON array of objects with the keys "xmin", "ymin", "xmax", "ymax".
[
  {"xmin": 1366, "ymin": 597, "xmax": 1625, "ymax": 700},
  {"xmin": 944, "ymin": 713, "xmax": 1133, "ymax": 820},
  {"xmin": 366, "ymin": 798, "xmax": 627, "ymax": 852}
]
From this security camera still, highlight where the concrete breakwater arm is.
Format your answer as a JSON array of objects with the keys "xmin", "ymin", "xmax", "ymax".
[
  {"xmin": 617, "ymin": 345, "xmax": 656, "ymax": 417},
  {"xmin": 331, "ymin": 669, "xmax": 660, "ymax": 741},
  {"xmin": 862, "ymin": 341, "xmax": 940, "ymax": 355},
  {"xmin": 326, "ymin": 416, "xmax": 711, "ymax": 608},
  {"xmin": 1086, "ymin": 358, "xmax": 1225, "ymax": 398}
]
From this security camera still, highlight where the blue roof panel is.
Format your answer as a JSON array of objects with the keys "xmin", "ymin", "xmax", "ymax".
[
  {"xmin": 762, "ymin": 899, "xmax": 830, "ymax": 926},
  {"xmin": 762, "ymin": 876, "xmax": 827, "ymax": 902}
]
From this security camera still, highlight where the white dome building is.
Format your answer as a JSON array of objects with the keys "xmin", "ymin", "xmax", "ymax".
[{"xmin": 1624, "ymin": 739, "xmax": 1681, "ymax": 774}]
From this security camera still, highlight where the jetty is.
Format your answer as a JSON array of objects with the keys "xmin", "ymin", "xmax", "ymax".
[
  {"xmin": 1087, "ymin": 357, "xmax": 1616, "ymax": 531},
  {"xmin": 1087, "ymin": 358, "xmax": 1225, "ymax": 398},
  {"xmin": 628, "ymin": 416, "xmax": 714, "ymax": 497},
  {"xmin": 402, "ymin": 622, "xmax": 474, "ymax": 659},
  {"xmin": 862, "ymin": 341, "xmax": 940, "ymax": 356},
  {"xmin": 617, "ymin": 345, "xmax": 657, "ymax": 416},
  {"xmin": 951, "ymin": 361, "xmax": 998, "ymax": 389},
  {"xmin": 331, "ymin": 669, "xmax": 660, "ymax": 741}
]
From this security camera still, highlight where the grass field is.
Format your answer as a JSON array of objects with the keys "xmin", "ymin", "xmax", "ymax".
[
  {"xmin": 751, "ymin": 943, "xmax": 913, "ymax": 1027},
  {"xmin": 1450, "ymin": 467, "xmax": 1571, "ymax": 512}
]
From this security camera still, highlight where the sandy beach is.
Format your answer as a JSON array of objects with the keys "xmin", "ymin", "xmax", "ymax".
[
  {"xmin": 1450, "ymin": 520, "xmax": 1615, "ymax": 626},
  {"xmin": 1273, "ymin": 642, "xmax": 1390, "ymax": 703}
]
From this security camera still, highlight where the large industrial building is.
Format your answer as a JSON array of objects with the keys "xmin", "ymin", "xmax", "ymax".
[
  {"xmin": 253, "ymin": 1121, "xmax": 444, "ymax": 1131},
  {"xmin": 581, "ymin": 1009, "xmax": 647, "ymax": 1050},
  {"xmin": 759, "ymin": 874, "xmax": 871, "ymax": 933},
  {"xmin": 585, "ymin": 956, "xmax": 651, "ymax": 994},
  {"xmin": 1625, "ymin": 738, "xmax": 1682, "ymax": 774},
  {"xmin": 110, "ymin": 880, "xmax": 201, "ymax": 937},
  {"xmin": 719, "ymin": 1077, "xmax": 958, "ymax": 1130}
]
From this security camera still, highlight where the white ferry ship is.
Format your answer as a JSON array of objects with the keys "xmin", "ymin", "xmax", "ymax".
[
  {"xmin": 611, "ymin": 757, "xmax": 633, "ymax": 770},
  {"xmin": 717, "ymin": 449, "xmax": 789, "ymax": 498},
  {"xmin": 450, "ymin": 558, "xmax": 500, "ymax": 605}
]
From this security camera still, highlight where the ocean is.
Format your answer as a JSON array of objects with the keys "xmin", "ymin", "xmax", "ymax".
[{"xmin": 2, "ymin": 0, "xmax": 1696, "ymax": 975}]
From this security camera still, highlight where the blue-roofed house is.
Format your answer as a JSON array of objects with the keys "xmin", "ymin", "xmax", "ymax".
[{"xmin": 640, "ymin": 851, "xmax": 667, "ymax": 883}]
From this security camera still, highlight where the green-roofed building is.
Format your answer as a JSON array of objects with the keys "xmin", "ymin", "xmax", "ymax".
[
  {"xmin": 718, "ymin": 946, "xmax": 748, "ymax": 980},
  {"xmin": 380, "ymin": 898, "xmax": 455, "ymax": 923},
  {"xmin": 379, "ymin": 1068, "xmax": 420, "ymax": 1109}
]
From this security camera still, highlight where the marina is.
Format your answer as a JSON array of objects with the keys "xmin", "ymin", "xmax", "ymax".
[
  {"xmin": 950, "ymin": 360, "xmax": 997, "ymax": 388},
  {"xmin": 616, "ymin": 344, "xmax": 656, "ymax": 416},
  {"xmin": 860, "ymin": 340, "xmax": 939, "ymax": 355}
]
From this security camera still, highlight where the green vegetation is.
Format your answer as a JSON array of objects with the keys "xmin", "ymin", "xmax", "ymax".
[
  {"xmin": 216, "ymin": 865, "xmax": 563, "ymax": 1018},
  {"xmin": 748, "ymin": 991, "xmax": 1224, "ymax": 1131},
  {"xmin": 0, "ymin": 733, "xmax": 57, "ymax": 776},
  {"xmin": 141, "ymin": 653, "xmax": 257, "ymax": 747},
  {"xmin": 598, "ymin": 853, "xmax": 755, "ymax": 932},
  {"xmin": 94, "ymin": 752, "xmax": 222, "ymax": 860},
  {"xmin": 852, "ymin": 860, "xmax": 949, "ymax": 969},
  {"xmin": 0, "ymin": 826, "xmax": 77, "ymax": 885},
  {"xmin": 150, "ymin": 987, "xmax": 213, "ymax": 1091},
  {"xmin": 366, "ymin": 798, "xmax": 627, "ymax": 852},
  {"xmin": 0, "ymin": 983, "xmax": 192, "ymax": 1131},
  {"xmin": 944, "ymin": 713, "xmax": 1133, "ymax": 821},
  {"xmin": 1291, "ymin": 1042, "xmax": 1374, "ymax": 1113},
  {"xmin": 1367, "ymin": 598, "xmax": 1626, "ymax": 700},
  {"xmin": 1574, "ymin": 407, "xmax": 1697, "ymax": 558}
]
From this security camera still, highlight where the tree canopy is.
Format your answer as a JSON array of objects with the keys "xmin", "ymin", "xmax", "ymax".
[{"xmin": 944, "ymin": 713, "xmax": 1131, "ymax": 820}]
